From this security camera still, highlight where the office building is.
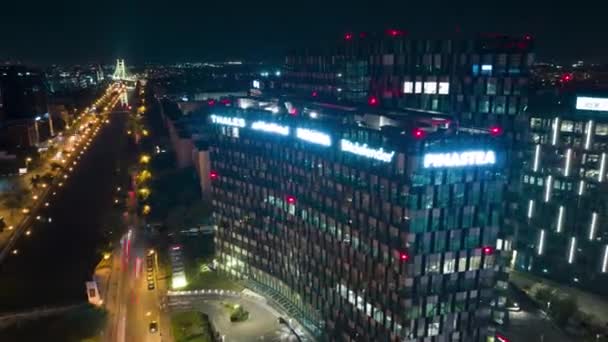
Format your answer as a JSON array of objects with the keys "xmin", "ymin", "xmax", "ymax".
[
  {"xmin": 514, "ymin": 90, "xmax": 608, "ymax": 295},
  {"xmin": 0, "ymin": 65, "xmax": 52, "ymax": 148},
  {"xmin": 282, "ymin": 33, "xmax": 534, "ymax": 143},
  {"xmin": 0, "ymin": 65, "xmax": 48, "ymax": 121},
  {"xmin": 204, "ymin": 101, "xmax": 511, "ymax": 341}
]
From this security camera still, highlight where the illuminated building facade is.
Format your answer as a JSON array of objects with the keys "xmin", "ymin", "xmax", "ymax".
[
  {"xmin": 207, "ymin": 105, "xmax": 511, "ymax": 341},
  {"xmin": 514, "ymin": 91, "xmax": 608, "ymax": 294},
  {"xmin": 283, "ymin": 33, "xmax": 534, "ymax": 142}
]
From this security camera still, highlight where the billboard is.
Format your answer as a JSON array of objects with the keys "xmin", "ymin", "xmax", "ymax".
[{"xmin": 576, "ymin": 97, "xmax": 608, "ymax": 112}]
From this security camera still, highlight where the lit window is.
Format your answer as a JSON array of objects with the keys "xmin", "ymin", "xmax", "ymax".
[
  {"xmin": 403, "ymin": 81, "xmax": 413, "ymax": 94},
  {"xmin": 414, "ymin": 82, "xmax": 422, "ymax": 94},
  {"xmin": 438, "ymin": 82, "xmax": 449, "ymax": 95},
  {"xmin": 423, "ymin": 82, "xmax": 437, "ymax": 94},
  {"xmin": 561, "ymin": 120, "xmax": 574, "ymax": 132},
  {"xmin": 472, "ymin": 64, "xmax": 480, "ymax": 76},
  {"xmin": 596, "ymin": 124, "xmax": 608, "ymax": 136},
  {"xmin": 481, "ymin": 64, "xmax": 493, "ymax": 75}
]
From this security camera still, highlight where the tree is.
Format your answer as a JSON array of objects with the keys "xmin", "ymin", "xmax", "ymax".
[
  {"xmin": 551, "ymin": 295, "xmax": 578, "ymax": 326},
  {"xmin": 30, "ymin": 175, "xmax": 41, "ymax": 189},
  {"xmin": 534, "ymin": 286, "xmax": 555, "ymax": 304},
  {"xmin": 50, "ymin": 162, "xmax": 63, "ymax": 171},
  {"xmin": 41, "ymin": 173, "xmax": 54, "ymax": 184},
  {"xmin": 2, "ymin": 184, "xmax": 28, "ymax": 218}
]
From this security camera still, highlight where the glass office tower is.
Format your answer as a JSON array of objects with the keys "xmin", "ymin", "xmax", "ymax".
[
  {"xmin": 514, "ymin": 91, "xmax": 608, "ymax": 295},
  {"xmin": 207, "ymin": 105, "xmax": 510, "ymax": 341}
]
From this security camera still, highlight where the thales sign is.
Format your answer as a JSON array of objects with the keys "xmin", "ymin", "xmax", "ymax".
[{"xmin": 423, "ymin": 150, "xmax": 496, "ymax": 168}]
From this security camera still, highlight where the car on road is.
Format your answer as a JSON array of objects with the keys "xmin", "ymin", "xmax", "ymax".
[{"xmin": 148, "ymin": 321, "xmax": 158, "ymax": 333}]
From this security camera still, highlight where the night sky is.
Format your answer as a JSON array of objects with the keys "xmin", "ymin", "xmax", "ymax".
[{"xmin": 1, "ymin": 0, "xmax": 607, "ymax": 65}]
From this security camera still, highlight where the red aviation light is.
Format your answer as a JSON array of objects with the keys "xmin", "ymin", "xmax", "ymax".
[
  {"xmin": 286, "ymin": 195, "xmax": 296, "ymax": 204},
  {"xmin": 399, "ymin": 252, "xmax": 409, "ymax": 261},
  {"xmin": 490, "ymin": 126, "xmax": 503, "ymax": 136},
  {"xmin": 387, "ymin": 29, "xmax": 403, "ymax": 37},
  {"xmin": 344, "ymin": 33, "xmax": 353, "ymax": 40},
  {"xmin": 368, "ymin": 96, "xmax": 378, "ymax": 106},
  {"xmin": 209, "ymin": 171, "xmax": 218, "ymax": 180},
  {"xmin": 412, "ymin": 128, "xmax": 425, "ymax": 139},
  {"xmin": 483, "ymin": 246, "xmax": 494, "ymax": 255},
  {"xmin": 496, "ymin": 334, "xmax": 510, "ymax": 342},
  {"xmin": 312, "ymin": 91, "xmax": 318, "ymax": 97},
  {"xmin": 207, "ymin": 99, "xmax": 216, "ymax": 106}
]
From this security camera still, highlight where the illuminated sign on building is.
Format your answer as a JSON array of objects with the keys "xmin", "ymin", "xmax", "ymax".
[
  {"xmin": 251, "ymin": 121, "xmax": 290, "ymax": 136},
  {"xmin": 296, "ymin": 128, "xmax": 331, "ymax": 146},
  {"xmin": 340, "ymin": 139, "xmax": 395, "ymax": 162},
  {"xmin": 210, "ymin": 114, "xmax": 246, "ymax": 127},
  {"xmin": 423, "ymin": 150, "xmax": 496, "ymax": 168},
  {"xmin": 252, "ymin": 80, "xmax": 261, "ymax": 89},
  {"xmin": 576, "ymin": 97, "xmax": 608, "ymax": 112}
]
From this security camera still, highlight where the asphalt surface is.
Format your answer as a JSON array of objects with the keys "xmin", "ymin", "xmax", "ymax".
[
  {"xmin": 0, "ymin": 111, "xmax": 134, "ymax": 312},
  {"xmin": 168, "ymin": 294, "xmax": 311, "ymax": 342},
  {"xmin": 503, "ymin": 285, "xmax": 573, "ymax": 342},
  {"xmin": 104, "ymin": 229, "xmax": 170, "ymax": 342}
]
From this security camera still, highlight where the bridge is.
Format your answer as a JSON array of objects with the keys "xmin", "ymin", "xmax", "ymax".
[{"xmin": 111, "ymin": 59, "xmax": 137, "ymax": 88}]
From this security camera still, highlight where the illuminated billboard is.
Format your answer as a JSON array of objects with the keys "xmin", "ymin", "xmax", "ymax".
[
  {"xmin": 296, "ymin": 128, "xmax": 331, "ymax": 146},
  {"xmin": 251, "ymin": 121, "xmax": 290, "ymax": 135},
  {"xmin": 423, "ymin": 150, "xmax": 496, "ymax": 168},
  {"xmin": 340, "ymin": 139, "xmax": 395, "ymax": 162},
  {"xmin": 210, "ymin": 114, "xmax": 246, "ymax": 127},
  {"xmin": 576, "ymin": 97, "xmax": 608, "ymax": 112}
]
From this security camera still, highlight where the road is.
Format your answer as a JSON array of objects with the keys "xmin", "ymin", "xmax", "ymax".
[
  {"xmin": 503, "ymin": 286, "xmax": 573, "ymax": 342},
  {"xmin": 0, "ymin": 103, "xmax": 135, "ymax": 311},
  {"xmin": 103, "ymin": 228, "xmax": 172, "ymax": 342}
]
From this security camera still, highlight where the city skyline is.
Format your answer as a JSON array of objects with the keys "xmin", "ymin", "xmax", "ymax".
[{"xmin": 2, "ymin": 0, "xmax": 608, "ymax": 64}]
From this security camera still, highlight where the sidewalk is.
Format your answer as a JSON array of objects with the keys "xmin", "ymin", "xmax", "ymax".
[
  {"xmin": 0, "ymin": 114, "xmax": 95, "ymax": 250},
  {"xmin": 510, "ymin": 270, "xmax": 608, "ymax": 326}
]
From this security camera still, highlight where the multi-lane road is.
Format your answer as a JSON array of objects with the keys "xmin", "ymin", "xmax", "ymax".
[{"xmin": 103, "ymin": 228, "xmax": 172, "ymax": 342}]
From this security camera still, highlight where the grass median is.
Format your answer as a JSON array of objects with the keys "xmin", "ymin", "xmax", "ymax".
[{"xmin": 171, "ymin": 311, "xmax": 215, "ymax": 342}]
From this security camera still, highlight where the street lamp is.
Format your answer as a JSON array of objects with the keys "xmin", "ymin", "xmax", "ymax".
[{"xmin": 140, "ymin": 154, "xmax": 151, "ymax": 164}]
